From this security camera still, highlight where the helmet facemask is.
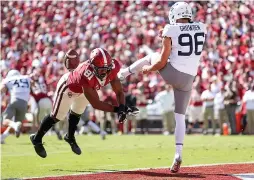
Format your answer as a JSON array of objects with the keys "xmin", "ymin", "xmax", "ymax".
[{"xmin": 91, "ymin": 62, "xmax": 113, "ymax": 80}]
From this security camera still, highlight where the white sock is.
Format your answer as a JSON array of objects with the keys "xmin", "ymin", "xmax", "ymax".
[
  {"xmin": 9, "ymin": 121, "xmax": 17, "ymax": 131},
  {"xmin": 174, "ymin": 112, "xmax": 186, "ymax": 158},
  {"xmin": 120, "ymin": 54, "xmax": 153, "ymax": 78},
  {"xmin": 88, "ymin": 120, "xmax": 100, "ymax": 133},
  {"xmin": 2, "ymin": 127, "xmax": 11, "ymax": 140}
]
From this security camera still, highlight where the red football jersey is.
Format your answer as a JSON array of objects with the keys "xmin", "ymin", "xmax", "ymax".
[
  {"xmin": 31, "ymin": 76, "xmax": 50, "ymax": 102},
  {"xmin": 67, "ymin": 59, "xmax": 121, "ymax": 93}
]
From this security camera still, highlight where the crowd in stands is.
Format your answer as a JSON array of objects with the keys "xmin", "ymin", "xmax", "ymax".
[{"xmin": 1, "ymin": 1, "xmax": 254, "ymax": 135}]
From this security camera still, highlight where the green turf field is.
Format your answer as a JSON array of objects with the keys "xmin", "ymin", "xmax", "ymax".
[{"xmin": 1, "ymin": 135, "xmax": 254, "ymax": 179}]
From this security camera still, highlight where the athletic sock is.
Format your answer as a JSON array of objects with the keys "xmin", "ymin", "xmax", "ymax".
[
  {"xmin": 34, "ymin": 114, "xmax": 58, "ymax": 142},
  {"xmin": 174, "ymin": 112, "xmax": 186, "ymax": 157},
  {"xmin": 9, "ymin": 121, "xmax": 17, "ymax": 131},
  {"xmin": 1, "ymin": 127, "xmax": 11, "ymax": 141},
  {"xmin": 67, "ymin": 111, "xmax": 81, "ymax": 139},
  {"xmin": 120, "ymin": 54, "xmax": 153, "ymax": 78},
  {"xmin": 88, "ymin": 120, "xmax": 100, "ymax": 133}
]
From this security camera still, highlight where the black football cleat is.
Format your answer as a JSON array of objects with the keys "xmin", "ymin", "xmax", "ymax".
[
  {"xmin": 64, "ymin": 134, "xmax": 82, "ymax": 155},
  {"xmin": 30, "ymin": 134, "xmax": 47, "ymax": 158}
]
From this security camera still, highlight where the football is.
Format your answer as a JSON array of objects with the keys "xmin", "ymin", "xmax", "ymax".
[{"xmin": 64, "ymin": 49, "xmax": 80, "ymax": 71}]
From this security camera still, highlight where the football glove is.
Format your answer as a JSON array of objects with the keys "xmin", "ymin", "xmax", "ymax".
[
  {"xmin": 125, "ymin": 106, "xmax": 139, "ymax": 116},
  {"xmin": 114, "ymin": 104, "xmax": 127, "ymax": 123}
]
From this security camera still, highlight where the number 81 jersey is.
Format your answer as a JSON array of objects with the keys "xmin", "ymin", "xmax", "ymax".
[
  {"xmin": 67, "ymin": 59, "xmax": 121, "ymax": 93},
  {"xmin": 162, "ymin": 22, "xmax": 207, "ymax": 76}
]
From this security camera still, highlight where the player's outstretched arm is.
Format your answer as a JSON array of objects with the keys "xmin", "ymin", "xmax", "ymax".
[
  {"xmin": 83, "ymin": 87, "xmax": 127, "ymax": 123},
  {"xmin": 110, "ymin": 77, "xmax": 125, "ymax": 106},
  {"xmin": 83, "ymin": 87, "xmax": 116, "ymax": 112}
]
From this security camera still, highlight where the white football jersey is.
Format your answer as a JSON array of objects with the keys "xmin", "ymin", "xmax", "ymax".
[
  {"xmin": 162, "ymin": 22, "xmax": 207, "ymax": 76},
  {"xmin": 2, "ymin": 75, "xmax": 31, "ymax": 102}
]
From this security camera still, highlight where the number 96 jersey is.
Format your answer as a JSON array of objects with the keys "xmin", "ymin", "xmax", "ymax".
[
  {"xmin": 162, "ymin": 22, "xmax": 207, "ymax": 76},
  {"xmin": 2, "ymin": 75, "xmax": 31, "ymax": 103},
  {"xmin": 67, "ymin": 59, "xmax": 121, "ymax": 93}
]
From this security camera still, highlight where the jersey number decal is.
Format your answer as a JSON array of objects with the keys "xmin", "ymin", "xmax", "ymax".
[
  {"xmin": 178, "ymin": 32, "xmax": 205, "ymax": 56},
  {"xmin": 13, "ymin": 79, "xmax": 29, "ymax": 88},
  {"xmin": 84, "ymin": 69, "xmax": 94, "ymax": 80}
]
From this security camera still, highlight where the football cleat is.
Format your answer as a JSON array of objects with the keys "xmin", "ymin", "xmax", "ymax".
[
  {"xmin": 64, "ymin": 134, "xmax": 82, "ymax": 155},
  {"xmin": 170, "ymin": 154, "xmax": 182, "ymax": 173},
  {"xmin": 100, "ymin": 131, "xmax": 107, "ymax": 140},
  {"xmin": 30, "ymin": 134, "xmax": 47, "ymax": 158},
  {"xmin": 15, "ymin": 122, "xmax": 22, "ymax": 138}
]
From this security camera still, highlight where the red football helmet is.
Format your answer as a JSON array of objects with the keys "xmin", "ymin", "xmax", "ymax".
[{"xmin": 89, "ymin": 48, "xmax": 113, "ymax": 80}]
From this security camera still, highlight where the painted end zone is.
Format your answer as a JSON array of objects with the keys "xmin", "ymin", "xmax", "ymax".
[{"xmin": 27, "ymin": 163, "xmax": 254, "ymax": 180}]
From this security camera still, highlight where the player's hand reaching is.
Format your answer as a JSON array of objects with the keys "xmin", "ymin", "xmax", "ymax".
[
  {"xmin": 114, "ymin": 104, "xmax": 127, "ymax": 123},
  {"xmin": 125, "ymin": 106, "xmax": 139, "ymax": 116}
]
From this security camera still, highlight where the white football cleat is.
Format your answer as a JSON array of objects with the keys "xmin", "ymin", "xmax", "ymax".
[
  {"xmin": 15, "ymin": 122, "xmax": 22, "ymax": 138},
  {"xmin": 170, "ymin": 154, "xmax": 182, "ymax": 173},
  {"xmin": 117, "ymin": 69, "xmax": 126, "ymax": 81}
]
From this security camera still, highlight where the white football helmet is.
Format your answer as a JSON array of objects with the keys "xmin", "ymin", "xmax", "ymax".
[
  {"xmin": 6, "ymin": 69, "xmax": 21, "ymax": 78},
  {"xmin": 168, "ymin": 2, "xmax": 193, "ymax": 24}
]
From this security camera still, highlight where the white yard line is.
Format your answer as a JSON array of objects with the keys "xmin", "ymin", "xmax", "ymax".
[{"xmin": 23, "ymin": 161, "xmax": 254, "ymax": 179}]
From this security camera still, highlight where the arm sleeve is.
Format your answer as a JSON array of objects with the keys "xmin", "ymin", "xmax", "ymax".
[{"xmin": 162, "ymin": 24, "xmax": 175, "ymax": 38}]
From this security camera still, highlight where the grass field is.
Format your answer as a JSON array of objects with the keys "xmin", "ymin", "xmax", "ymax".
[{"xmin": 1, "ymin": 134, "xmax": 254, "ymax": 179}]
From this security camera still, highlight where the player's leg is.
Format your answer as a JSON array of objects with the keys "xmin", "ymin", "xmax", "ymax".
[
  {"xmin": 1, "ymin": 100, "xmax": 25, "ymax": 142},
  {"xmin": 131, "ymin": 116, "xmax": 137, "ymax": 134},
  {"xmin": 88, "ymin": 120, "xmax": 107, "ymax": 139},
  {"xmin": 14, "ymin": 99, "xmax": 28, "ymax": 138},
  {"xmin": 30, "ymin": 77, "xmax": 70, "ymax": 158},
  {"xmin": 40, "ymin": 97, "xmax": 62, "ymax": 140},
  {"xmin": 171, "ymin": 88, "xmax": 192, "ymax": 173},
  {"xmin": 162, "ymin": 111, "xmax": 169, "ymax": 135},
  {"xmin": 159, "ymin": 63, "xmax": 195, "ymax": 173},
  {"xmin": 197, "ymin": 107, "xmax": 204, "ymax": 133},
  {"xmin": 203, "ymin": 108, "xmax": 209, "ymax": 135},
  {"xmin": 118, "ymin": 52, "xmax": 160, "ymax": 79},
  {"xmin": 65, "ymin": 94, "xmax": 89, "ymax": 155},
  {"xmin": 169, "ymin": 111, "xmax": 175, "ymax": 134},
  {"xmin": 109, "ymin": 112, "xmax": 117, "ymax": 134},
  {"xmin": 1, "ymin": 104, "xmax": 16, "ymax": 143},
  {"xmin": 98, "ymin": 111, "xmax": 107, "ymax": 134}
]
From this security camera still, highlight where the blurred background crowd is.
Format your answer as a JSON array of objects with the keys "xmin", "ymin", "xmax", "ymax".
[{"xmin": 1, "ymin": 1, "xmax": 254, "ymax": 136}]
